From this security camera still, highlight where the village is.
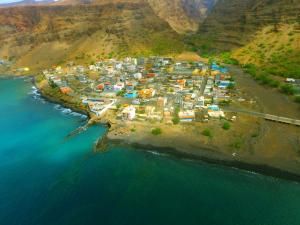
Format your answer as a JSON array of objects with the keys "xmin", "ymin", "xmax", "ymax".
[{"xmin": 40, "ymin": 57, "xmax": 239, "ymax": 125}]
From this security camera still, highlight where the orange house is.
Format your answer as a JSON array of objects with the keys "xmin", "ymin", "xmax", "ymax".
[
  {"xmin": 177, "ymin": 79, "xmax": 186, "ymax": 87},
  {"xmin": 60, "ymin": 87, "xmax": 72, "ymax": 95}
]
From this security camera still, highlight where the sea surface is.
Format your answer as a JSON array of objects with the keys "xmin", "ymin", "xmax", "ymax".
[{"xmin": 1, "ymin": 77, "xmax": 300, "ymax": 225}]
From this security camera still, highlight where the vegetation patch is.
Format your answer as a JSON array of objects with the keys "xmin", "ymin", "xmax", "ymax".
[
  {"xmin": 230, "ymin": 138, "xmax": 244, "ymax": 150},
  {"xmin": 151, "ymin": 128, "xmax": 162, "ymax": 136},
  {"xmin": 280, "ymin": 84, "xmax": 297, "ymax": 95},
  {"xmin": 202, "ymin": 129, "xmax": 213, "ymax": 138},
  {"xmin": 295, "ymin": 96, "xmax": 300, "ymax": 104},
  {"xmin": 222, "ymin": 122, "xmax": 231, "ymax": 130}
]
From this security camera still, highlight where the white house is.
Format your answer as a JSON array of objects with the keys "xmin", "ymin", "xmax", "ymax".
[{"xmin": 122, "ymin": 106, "xmax": 136, "ymax": 121}]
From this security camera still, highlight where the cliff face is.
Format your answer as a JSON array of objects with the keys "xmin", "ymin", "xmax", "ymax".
[
  {"xmin": 198, "ymin": 0, "xmax": 300, "ymax": 50},
  {"xmin": 147, "ymin": 0, "xmax": 217, "ymax": 33},
  {"xmin": 0, "ymin": 0, "xmax": 299, "ymax": 73},
  {"xmin": 0, "ymin": 0, "xmax": 217, "ymax": 34},
  {"xmin": 0, "ymin": 2, "xmax": 185, "ymax": 71}
]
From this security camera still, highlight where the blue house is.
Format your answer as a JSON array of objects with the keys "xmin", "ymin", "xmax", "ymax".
[
  {"xmin": 124, "ymin": 91, "xmax": 138, "ymax": 98},
  {"xmin": 211, "ymin": 63, "xmax": 228, "ymax": 73}
]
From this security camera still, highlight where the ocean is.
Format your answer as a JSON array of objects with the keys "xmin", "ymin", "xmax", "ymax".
[{"xmin": 1, "ymin": 77, "xmax": 300, "ymax": 225}]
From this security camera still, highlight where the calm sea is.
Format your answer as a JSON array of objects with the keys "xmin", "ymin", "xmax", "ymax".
[{"xmin": 1, "ymin": 77, "xmax": 300, "ymax": 225}]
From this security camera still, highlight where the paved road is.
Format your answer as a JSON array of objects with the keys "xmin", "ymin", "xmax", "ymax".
[
  {"xmin": 199, "ymin": 75, "xmax": 208, "ymax": 96},
  {"xmin": 224, "ymin": 107, "xmax": 300, "ymax": 126}
]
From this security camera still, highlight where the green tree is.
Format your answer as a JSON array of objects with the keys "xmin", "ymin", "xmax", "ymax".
[{"xmin": 222, "ymin": 122, "xmax": 231, "ymax": 130}]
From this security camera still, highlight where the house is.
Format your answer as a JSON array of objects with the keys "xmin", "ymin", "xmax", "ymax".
[
  {"xmin": 211, "ymin": 63, "xmax": 228, "ymax": 73},
  {"xmin": 126, "ymin": 83, "xmax": 135, "ymax": 91},
  {"xmin": 157, "ymin": 97, "xmax": 167, "ymax": 107},
  {"xmin": 97, "ymin": 84, "xmax": 104, "ymax": 91},
  {"xmin": 145, "ymin": 106, "xmax": 155, "ymax": 116},
  {"xmin": 122, "ymin": 106, "xmax": 136, "ymax": 120},
  {"xmin": 60, "ymin": 87, "xmax": 72, "ymax": 95},
  {"xmin": 179, "ymin": 110, "xmax": 195, "ymax": 122},
  {"xmin": 138, "ymin": 88, "xmax": 156, "ymax": 99},
  {"xmin": 124, "ymin": 91, "xmax": 138, "ymax": 98},
  {"xmin": 147, "ymin": 73, "xmax": 156, "ymax": 78},
  {"xmin": 183, "ymin": 101, "xmax": 194, "ymax": 110},
  {"xmin": 89, "ymin": 65, "xmax": 98, "ymax": 71},
  {"xmin": 104, "ymin": 82, "xmax": 113, "ymax": 91},
  {"xmin": 207, "ymin": 105, "xmax": 225, "ymax": 118},
  {"xmin": 77, "ymin": 75, "xmax": 87, "ymax": 83},
  {"xmin": 114, "ymin": 83, "xmax": 125, "ymax": 92},
  {"xmin": 177, "ymin": 79, "xmax": 186, "ymax": 87},
  {"xmin": 133, "ymin": 73, "xmax": 142, "ymax": 80},
  {"xmin": 218, "ymin": 81, "xmax": 233, "ymax": 89},
  {"xmin": 195, "ymin": 96, "xmax": 205, "ymax": 108}
]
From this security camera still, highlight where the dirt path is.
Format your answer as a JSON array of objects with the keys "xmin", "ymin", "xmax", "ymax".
[{"xmin": 229, "ymin": 66, "xmax": 300, "ymax": 119}]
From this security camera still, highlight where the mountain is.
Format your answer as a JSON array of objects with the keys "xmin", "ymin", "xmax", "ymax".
[
  {"xmin": 0, "ymin": 0, "xmax": 58, "ymax": 8},
  {"xmin": 0, "ymin": 0, "xmax": 299, "ymax": 76},
  {"xmin": 0, "ymin": 0, "xmax": 217, "ymax": 33},
  {"xmin": 196, "ymin": 0, "xmax": 300, "ymax": 50},
  {"xmin": 191, "ymin": 0, "xmax": 300, "ymax": 78},
  {"xmin": 147, "ymin": 0, "xmax": 217, "ymax": 33},
  {"xmin": 0, "ymin": 1, "xmax": 187, "ymax": 71}
]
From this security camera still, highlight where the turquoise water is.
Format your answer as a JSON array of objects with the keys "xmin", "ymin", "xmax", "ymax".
[{"xmin": 1, "ymin": 77, "xmax": 300, "ymax": 225}]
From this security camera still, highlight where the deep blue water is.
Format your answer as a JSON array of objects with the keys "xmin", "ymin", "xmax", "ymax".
[{"xmin": 1, "ymin": 77, "xmax": 300, "ymax": 225}]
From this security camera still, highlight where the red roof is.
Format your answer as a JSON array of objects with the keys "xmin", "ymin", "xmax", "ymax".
[
  {"xmin": 97, "ymin": 84, "xmax": 104, "ymax": 89},
  {"xmin": 147, "ymin": 73, "xmax": 156, "ymax": 78}
]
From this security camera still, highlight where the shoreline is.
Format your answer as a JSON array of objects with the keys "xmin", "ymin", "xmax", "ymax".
[
  {"xmin": 104, "ymin": 137, "xmax": 300, "ymax": 183},
  {"xmin": 25, "ymin": 75, "xmax": 300, "ymax": 183},
  {"xmin": 32, "ymin": 76, "xmax": 91, "ymax": 119}
]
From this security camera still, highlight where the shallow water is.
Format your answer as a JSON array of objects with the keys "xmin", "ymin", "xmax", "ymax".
[{"xmin": 1, "ymin": 77, "xmax": 300, "ymax": 225}]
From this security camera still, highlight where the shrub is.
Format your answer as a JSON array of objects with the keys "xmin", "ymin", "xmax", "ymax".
[
  {"xmin": 151, "ymin": 128, "xmax": 162, "ymax": 136},
  {"xmin": 231, "ymin": 138, "xmax": 243, "ymax": 149},
  {"xmin": 222, "ymin": 122, "xmax": 231, "ymax": 130},
  {"xmin": 172, "ymin": 117, "xmax": 180, "ymax": 125},
  {"xmin": 269, "ymin": 80, "xmax": 280, "ymax": 88},
  {"xmin": 280, "ymin": 84, "xmax": 297, "ymax": 95},
  {"xmin": 251, "ymin": 133, "xmax": 259, "ymax": 138},
  {"xmin": 295, "ymin": 96, "xmax": 300, "ymax": 104},
  {"xmin": 117, "ymin": 90, "xmax": 126, "ymax": 97},
  {"xmin": 202, "ymin": 129, "xmax": 212, "ymax": 138},
  {"xmin": 219, "ymin": 100, "xmax": 231, "ymax": 106},
  {"xmin": 243, "ymin": 64, "xmax": 257, "ymax": 77},
  {"xmin": 227, "ymin": 83, "xmax": 235, "ymax": 90},
  {"xmin": 220, "ymin": 52, "xmax": 239, "ymax": 65}
]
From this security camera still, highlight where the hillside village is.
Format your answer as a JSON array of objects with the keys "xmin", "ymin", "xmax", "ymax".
[{"xmin": 41, "ymin": 57, "xmax": 238, "ymax": 124}]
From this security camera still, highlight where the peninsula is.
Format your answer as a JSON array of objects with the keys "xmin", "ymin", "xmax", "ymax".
[{"xmin": 33, "ymin": 56, "xmax": 300, "ymax": 180}]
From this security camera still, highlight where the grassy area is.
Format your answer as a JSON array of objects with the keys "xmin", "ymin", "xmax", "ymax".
[
  {"xmin": 151, "ymin": 128, "xmax": 162, "ymax": 136},
  {"xmin": 230, "ymin": 137, "xmax": 244, "ymax": 150},
  {"xmin": 202, "ymin": 128, "xmax": 213, "ymax": 138},
  {"xmin": 234, "ymin": 24, "xmax": 300, "ymax": 79}
]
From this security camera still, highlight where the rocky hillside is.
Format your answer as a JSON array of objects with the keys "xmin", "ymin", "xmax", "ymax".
[
  {"xmin": 196, "ymin": 0, "xmax": 300, "ymax": 50},
  {"xmin": 0, "ymin": 0, "xmax": 217, "ymax": 33},
  {"xmin": 147, "ymin": 0, "xmax": 217, "ymax": 33},
  {"xmin": 188, "ymin": 0, "xmax": 300, "ymax": 78},
  {"xmin": 0, "ymin": 2, "xmax": 186, "ymax": 71}
]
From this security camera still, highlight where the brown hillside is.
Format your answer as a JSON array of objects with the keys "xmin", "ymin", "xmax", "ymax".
[{"xmin": 0, "ymin": 2, "xmax": 185, "ymax": 71}]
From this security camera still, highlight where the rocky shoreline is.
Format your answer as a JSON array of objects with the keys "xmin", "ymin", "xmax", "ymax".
[
  {"xmin": 30, "ymin": 76, "xmax": 300, "ymax": 183},
  {"xmin": 100, "ymin": 136, "xmax": 300, "ymax": 182}
]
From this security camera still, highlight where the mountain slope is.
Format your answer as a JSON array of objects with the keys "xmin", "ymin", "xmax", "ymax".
[
  {"xmin": 0, "ymin": 0, "xmax": 218, "ymax": 33},
  {"xmin": 0, "ymin": 2, "xmax": 186, "ymax": 71},
  {"xmin": 197, "ymin": 0, "xmax": 300, "ymax": 49},
  {"xmin": 146, "ymin": 0, "xmax": 217, "ymax": 33},
  {"xmin": 188, "ymin": 0, "xmax": 300, "ymax": 78}
]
